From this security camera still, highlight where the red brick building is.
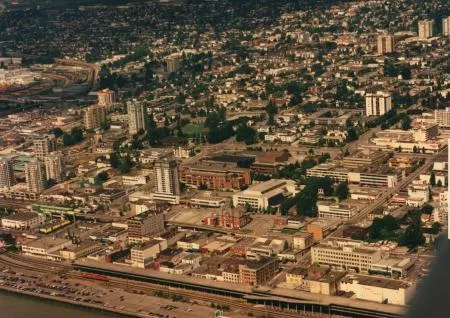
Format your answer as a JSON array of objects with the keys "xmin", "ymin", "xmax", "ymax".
[
  {"xmin": 180, "ymin": 161, "xmax": 251, "ymax": 191},
  {"xmin": 250, "ymin": 151, "xmax": 289, "ymax": 175},
  {"xmin": 217, "ymin": 207, "xmax": 251, "ymax": 229}
]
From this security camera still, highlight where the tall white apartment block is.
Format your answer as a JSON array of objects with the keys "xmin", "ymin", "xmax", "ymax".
[
  {"xmin": 152, "ymin": 157, "xmax": 180, "ymax": 204},
  {"xmin": 84, "ymin": 105, "xmax": 106, "ymax": 130},
  {"xmin": 377, "ymin": 34, "xmax": 394, "ymax": 55},
  {"xmin": 443, "ymin": 17, "xmax": 450, "ymax": 36},
  {"xmin": 0, "ymin": 157, "xmax": 15, "ymax": 189},
  {"xmin": 434, "ymin": 107, "xmax": 450, "ymax": 128},
  {"xmin": 418, "ymin": 19, "xmax": 434, "ymax": 39},
  {"xmin": 25, "ymin": 159, "xmax": 46, "ymax": 194},
  {"xmin": 97, "ymin": 89, "xmax": 117, "ymax": 107},
  {"xmin": 33, "ymin": 135, "xmax": 57, "ymax": 160},
  {"xmin": 127, "ymin": 100, "xmax": 148, "ymax": 135},
  {"xmin": 44, "ymin": 152, "xmax": 65, "ymax": 182},
  {"xmin": 365, "ymin": 91, "xmax": 392, "ymax": 116}
]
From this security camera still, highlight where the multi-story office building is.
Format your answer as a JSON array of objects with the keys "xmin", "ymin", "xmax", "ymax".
[
  {"xmin": 180, "ymin": 161, "xmax": 251, "ymax": 191},
  {"xmin": 365, "ymin": 91, "xmax": 392, "ymax": 116},
  {"xmin": 311, "ymin": 238, "xmax": 411, "ymax": 277},
  {"xmin": 306, "ymin": 163, "xmax": 348, "ymax": 182},
  {"xmin": 292, "ymin": 232, "xmax": 314, "ymax": 250},
  {"xmin": 127, "ymin": 100, "xmax": 148, "ymax": 135},
  {"xmin": 232, "ymin": 179, "xmax": 297, "ymax": 210},
  {"xmin": 0, "ymin": 157, "xmax": 15, "ymax": 189},
  {"xmin": 44, "ymin": 152, "xmax": 65, "ymax": 182},
  {"xmin": 377, "ymin": 34, "xmax": 394, "ymax": 55},
  {"xmin": 238, "ymin": 257, "xmax": 279, "ymax": 285},
  {"xmin": 25, "ymin": 159, "xmax": 46, "ymax": 194},
  {"xmin": 418, "ymin": 19, "xmax": 434, "ymax": 39},
  {"xmin": 97, "ymin": 88, "xmax": 117, "ymax": 106},
  {"xmin": 127, "ymin": 210, "xmax": 165, "ymax": 243},
  {"xmin": 443, "ymin": 17, "xmax": 450, "ymax": 36},
  {"xmin": 33, "ymin": 135, "xmax": 57, "ymax": 160},
  {"xmin": 317, "ymin": 202, "xmax": 359, "ymax": 220},
  {"xmin": 152, "ymin": 157, "xmax": 180, "ymax": 204},
  {"xmin": 341, "ymin": 150, "xmax": 386, "ymax": 169},
  {"xmin": 84, "ymin": 105, "xmax": 106, "ymax": 130},
  {"xmin": 434, "ymin": 107, "xmax": 450, "ymax": 127},
  {"xmin": 307, "ymin": 163, "xmax": 401, "ymax": 188},
  {"xmin": 312, "ymin": 239, "xmax": 381, "ymax": 273}
]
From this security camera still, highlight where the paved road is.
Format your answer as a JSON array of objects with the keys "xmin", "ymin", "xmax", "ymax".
[{"xmin": 330, "ymin": 146, "xmax": 447, "ymax": 238}]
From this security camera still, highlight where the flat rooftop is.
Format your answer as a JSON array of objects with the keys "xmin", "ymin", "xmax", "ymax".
[
  {"xmin": 2, "ymin": 212, "xmax": 39, "ymax": 222},
  {"xmin": 342, "ymin": 274, "xmax": 410, "ymax": 290}
]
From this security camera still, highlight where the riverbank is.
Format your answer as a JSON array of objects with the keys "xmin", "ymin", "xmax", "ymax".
[{"xmin": 0, "ymin": 285, "xmax": 139, "ymax": 317}]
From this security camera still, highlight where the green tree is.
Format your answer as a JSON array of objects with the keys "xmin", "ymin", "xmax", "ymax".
[
  {"xmin": 335, "ymin": 182, "xmax": 349, "ymax": 200},
  {"xmin": 51, "ymin": 128, "xmax": 64, "ymax": 138},
  {"xmin": 430, "ymin": 172, "xmax": 436, "ymax": 186},
  {"xmin": 265, "ymin": 101, "xmax": 277, "ymax": 125},
  {"xmin": 431, "ymin": 222, "xmax": 442, "ymax": 235},
  {"xmin": 95, "ymin": 171, "xmax": 109, "ymax": 184},
  {"xmin": 236, "ymin": 125, "xmax": 257, "ymax": 145},
  {"xmin": 346, "ymin": 127, "xmax": 358, "ymax": 142},
  {"xmin": 399, "ymin": 222, "xmax": 425, "ymax": 248},
  {"xmin": 421, "ymin": 204, "xmax": 434, "ymax": 215}
]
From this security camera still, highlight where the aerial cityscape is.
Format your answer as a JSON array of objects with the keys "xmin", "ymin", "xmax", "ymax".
[{"xmin": 0, "ymin": 0, "xmax": 449, "ymax": 317}]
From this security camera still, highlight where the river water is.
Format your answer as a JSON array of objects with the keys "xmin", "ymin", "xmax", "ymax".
[{"xmin": 0, "ymin": 290, "xmax": 127, "ymax": 318}]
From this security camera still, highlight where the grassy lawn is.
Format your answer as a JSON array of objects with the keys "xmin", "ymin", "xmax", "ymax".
[{"xmin": 181, "ymin": 123, "xmax": 206, "ymax": 136}]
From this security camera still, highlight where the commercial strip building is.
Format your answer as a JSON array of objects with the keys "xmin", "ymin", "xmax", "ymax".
[
  {"xmin": 232, "ymin": 179, "xmax": 298, "ymax": 210},
  {"xmin": 180, "ymin": 161, "xmax": 251, "ymax": 191}
]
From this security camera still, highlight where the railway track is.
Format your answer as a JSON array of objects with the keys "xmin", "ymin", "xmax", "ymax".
[
  {"xmin": 66, "ymin": 273, "xmax": 317, "ymax": 318},
  {"xmin": 0, "ymin": 252, "xmax": 68, "ymax": 274}
]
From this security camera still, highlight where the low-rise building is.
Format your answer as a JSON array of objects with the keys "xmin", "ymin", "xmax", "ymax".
[
  {"xmin": 232, "ymin": 179, "xmax": 297, "ymax": 210},
  {"xmin": 238, "ymin": 257, "xmax": 279, "ymax": 286},
  {"xmin": 59, "ymin": 242, "xmax": 102, "ymax": 260},
  {"xmin": 317, "ymin": 201, "xmax": 359, "ymax": 220},
  {"xmin": 292, "ymin": 232, "xmax": 314, "ymax": 250},
  {"xmin": 340, "ymin": 274, "xmax": 415, "ymax": 305},
  {"xmin": 1, "ymin": 212, "xmax": 44, "ymax": 229},
  {"xmin": 22, "ymin": 237, "xmax": 72, "ymax": 259},
  {"xmin": 131, "ymin": 239, "xmax": 168, "ymax": 268},
  {"xmin": 180, "ymin": 161, "xmax": 251, "ymax": 191}
]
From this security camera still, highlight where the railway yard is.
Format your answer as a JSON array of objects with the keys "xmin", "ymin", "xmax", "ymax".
[{"xmin": 0, "ymin": 251, "xmax": 403, "ymax": 318}]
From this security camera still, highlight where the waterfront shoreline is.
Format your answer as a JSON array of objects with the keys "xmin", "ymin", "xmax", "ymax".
[{"xmin": 0, "ymin": 285, "xmax": 140, "ymax": 317}]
